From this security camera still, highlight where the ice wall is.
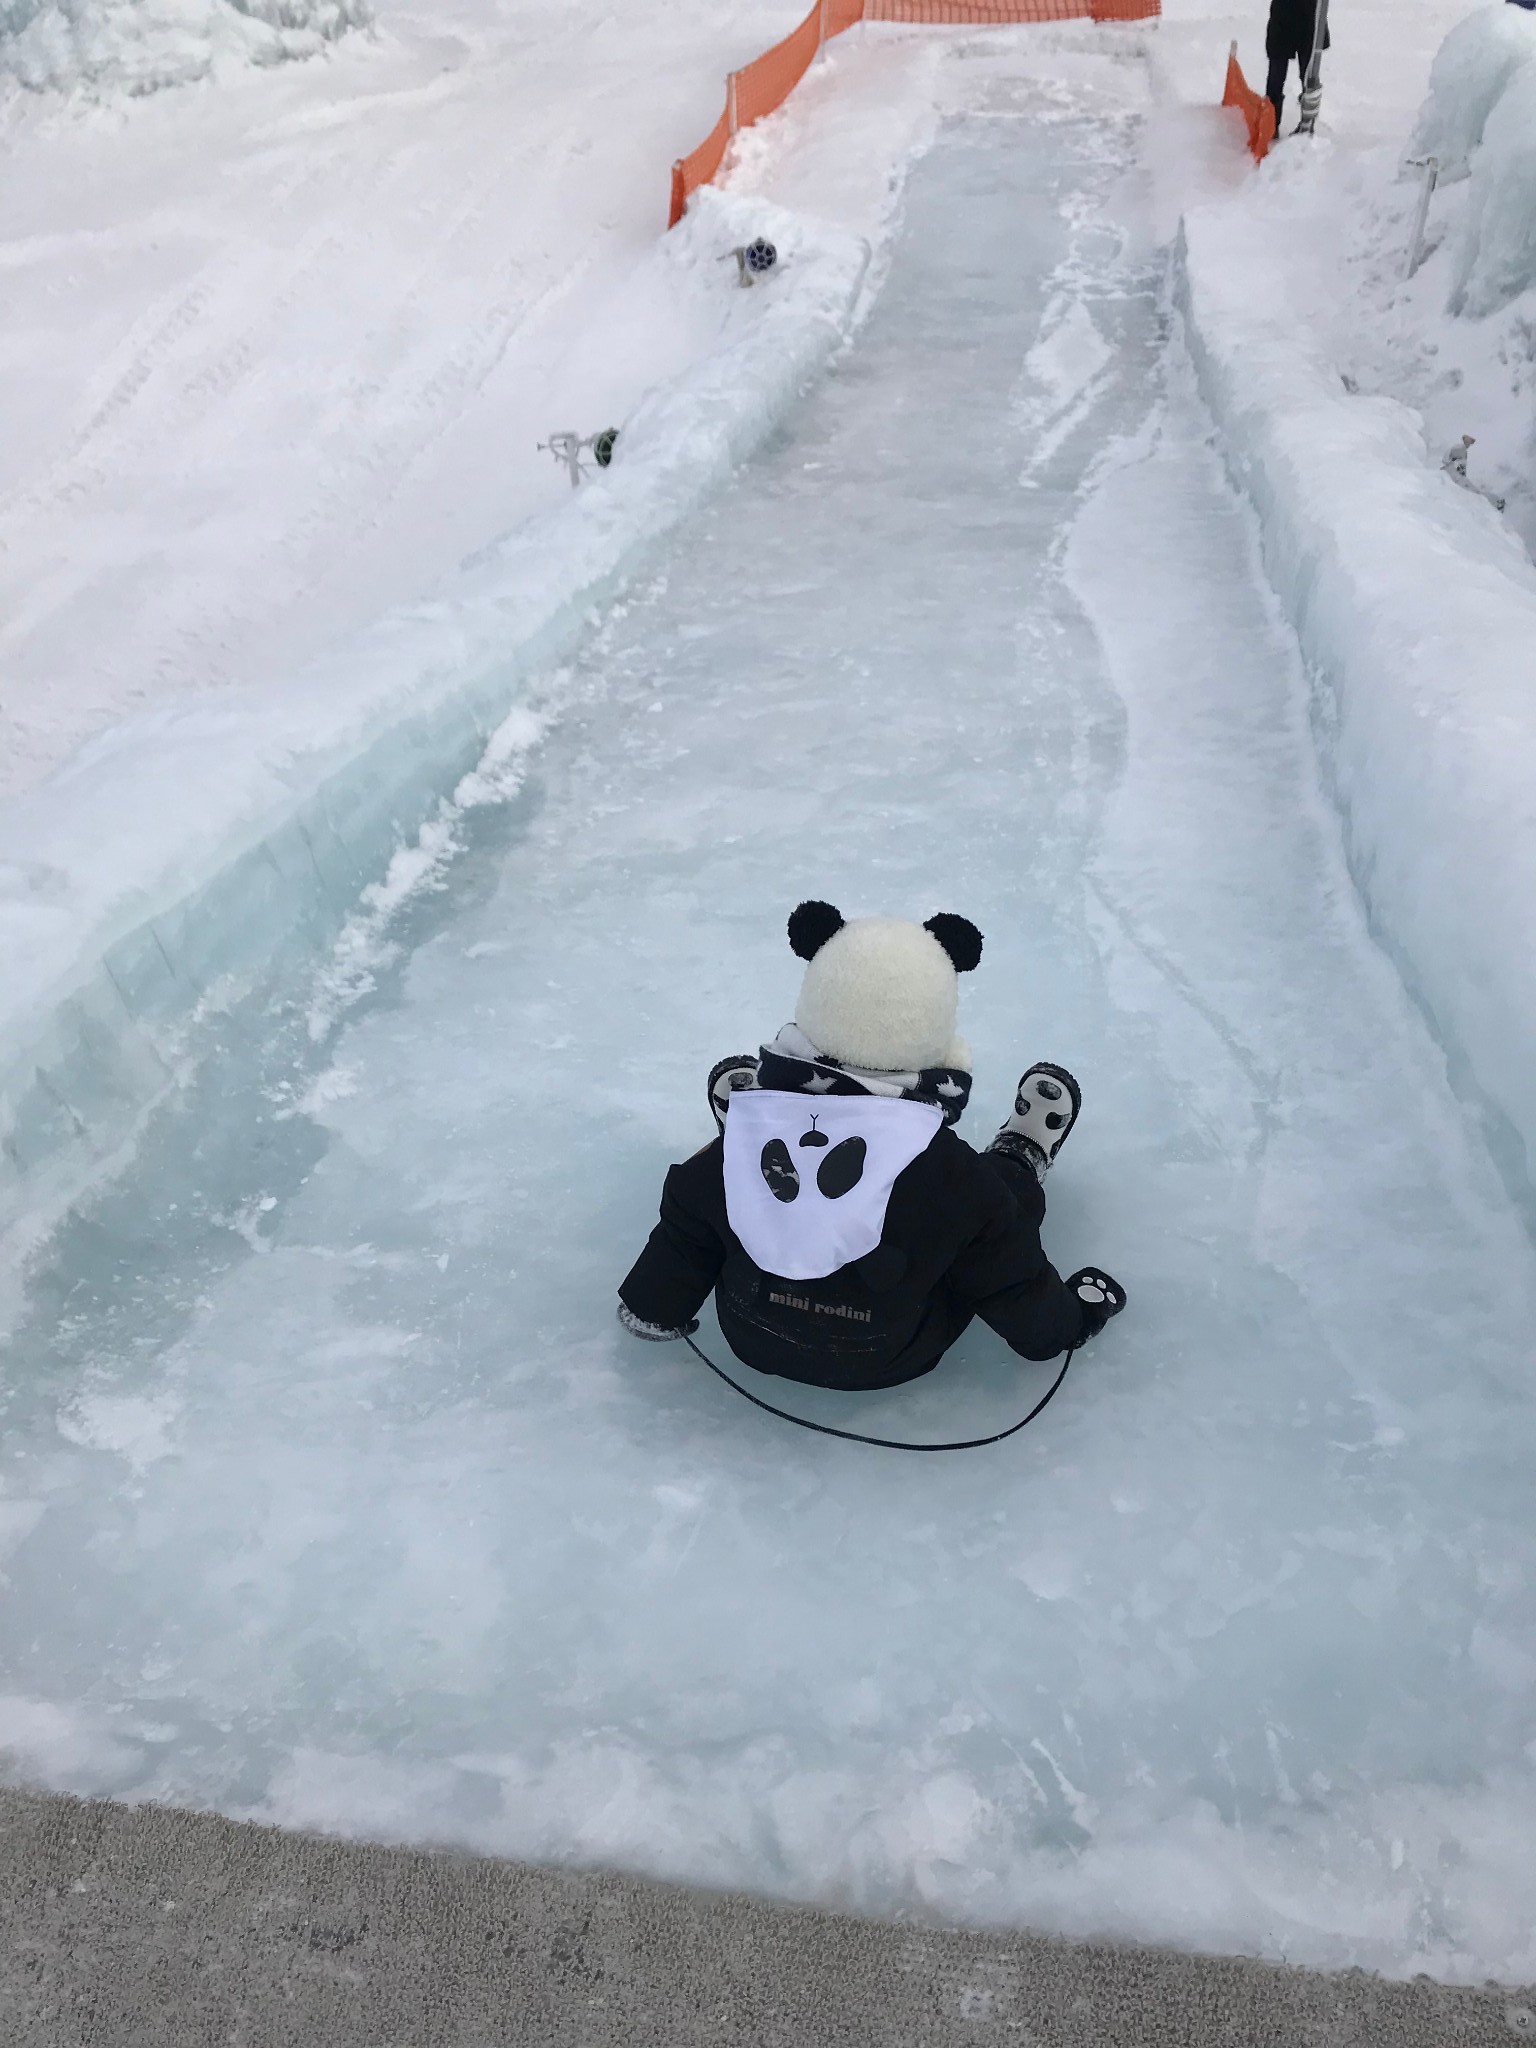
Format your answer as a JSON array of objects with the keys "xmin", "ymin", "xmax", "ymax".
[
  {"xmin": 1404, "ymin": 3, "xmax": 1536, "ymax": 317},
  {"xmin": 1405, "ymin": 2, "xmax": 1536, "ymax": 181},
  {"xmin": 1176, "ymin": 205, "xmax": 1536, "ymax": 1202},
  {"xmin": 0, "ymin": 0, "xmax": 370, "ymax": 95},
  {"xmin": 1451, "ymin": 59, "xmax": 1536, "ymax": 316},
  {"xmin": 0, "ymin": 192, "xmax": 869, "ymax": 1269}
]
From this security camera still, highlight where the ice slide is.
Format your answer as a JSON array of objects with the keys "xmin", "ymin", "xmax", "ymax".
[{"xmin": 2, "ymin": 72, "xmax": 1535, "ymax": 1975}]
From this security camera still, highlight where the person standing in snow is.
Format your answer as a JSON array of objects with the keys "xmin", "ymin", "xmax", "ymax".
[
  {"xmin": 1266, "ymin": 0, "xmax": 1330, "ymax": 134},
  {"xmin": 617, "ymin": 900, "xmax": 1125, "ymax": 1393}
]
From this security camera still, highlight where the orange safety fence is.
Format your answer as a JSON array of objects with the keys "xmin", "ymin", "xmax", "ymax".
[
  {"xmin": 867, "ymin": 1, "xmax": 1154, "ymax": 19},
  {"xmin": 1222, "ymin": 41, "xmax": 1275, "ymax": 161},
  {"xmin": 669, "ymin": 0, "xmax": 1161, "ymax": 228},
  {"xmin": 730, "ymin": 5, "xmax": 823, "ymax": 133}
]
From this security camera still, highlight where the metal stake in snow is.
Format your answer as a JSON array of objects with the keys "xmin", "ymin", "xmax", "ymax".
[
  {"xmin": 538, "ymin": 429, "xmax": 620, "ymax": 489},
  {"xmin": 1403, "ymin": 156, "xmax": 1440, "ymax": 280},
  {"xmin": 1295, "ymin": 0, "xmax": 1331, "ymax": 137}
]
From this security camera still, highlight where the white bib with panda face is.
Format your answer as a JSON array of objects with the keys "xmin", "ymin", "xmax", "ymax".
[{"xmin": 721, "ymin": 1091, "xmax": 943, "ymax": 1282}]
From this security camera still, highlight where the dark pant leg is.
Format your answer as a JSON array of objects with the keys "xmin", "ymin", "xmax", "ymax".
[
  {"xmin": 929, "ymin": 1287, "xmax": 979, "ymax": 1363},
  {"xmin": 1265, "ymin": 46, "xmax": 1291, "ymax": 129},
  {"xmin": 920, "ymin": 1159, "xmax": 1039, "ymax": 1367},
  {"xmin": 978, "ymin": 1144, "xmax": 1048, "ymax": 1226},
  {"xmin": 970, "ymin": 1147, "xmax": 1084, "ymax": 1362}
]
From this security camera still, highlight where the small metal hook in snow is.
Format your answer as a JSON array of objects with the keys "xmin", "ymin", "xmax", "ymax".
[
  {"xmin": 719, "ymin": 239, "xmax": 779, "ymax": 288},
  {"xmin": 538, "ymin": 429, "xmax": 620, "ymax": 489}
]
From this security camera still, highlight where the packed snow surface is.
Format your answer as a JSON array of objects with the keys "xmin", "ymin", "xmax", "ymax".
[
  {"xmin": 0, "ymin": 0, "xmax": 815, "ymax": 797},
  {"xmin": 3, "ymin": 53, "xmax": 1536, "ymax": 1983}
]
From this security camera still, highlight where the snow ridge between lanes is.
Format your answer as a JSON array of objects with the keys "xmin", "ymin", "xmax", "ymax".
[
  {"xmin": 0, "ymin": 189, "xmax": 869, "ymax": 1264},
  {"xmin": 1176, "ymin": 196, "xmax": 1536, "ymax": 1203}
]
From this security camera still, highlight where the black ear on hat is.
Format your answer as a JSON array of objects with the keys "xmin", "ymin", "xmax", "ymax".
[
  {"xmin": 788, "ymin": 900, "xmax": 845, "ymax": 961},
  {"xmin": 924, "ymin": 913, "xmax": 984, "ymax": 973}
]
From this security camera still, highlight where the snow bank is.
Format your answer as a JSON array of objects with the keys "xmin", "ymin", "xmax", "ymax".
[
  {"xmin": 1404, "ymin": 2, "xmax": 1536, "ymax": 180},
  {"xmin": 0, "ymin": 0, "xmax": 369, "ymax": 96},
  {"xmin": 1176, "ymin": 199, "xmax": 1536, "ymax": 1199},
  {"xmin": 0, "ymin": 189, "xmax": 869, "ymax": 1255}
]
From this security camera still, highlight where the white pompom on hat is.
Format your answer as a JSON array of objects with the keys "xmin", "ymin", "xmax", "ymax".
[{"xmin": 788, "ymin": 899, "xmax": 984, "ymax": 1074}]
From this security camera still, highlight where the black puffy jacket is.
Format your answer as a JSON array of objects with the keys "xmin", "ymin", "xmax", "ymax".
[
  {"xmin": 619, "ymin": 1116, "xmax": 1089, "ymax": 1392},
  {"xmin": 1267, "ymin": 0, "xmax": 1330, "ymax": 56}
]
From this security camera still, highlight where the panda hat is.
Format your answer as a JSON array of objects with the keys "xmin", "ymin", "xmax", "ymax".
[{"xmin": 788, "ymin": 899, "xmax": 983, "ymax": 1075}]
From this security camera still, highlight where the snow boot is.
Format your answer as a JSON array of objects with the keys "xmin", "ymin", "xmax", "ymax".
[
  {"xmin": 987, "ymin": 1061, "xmax": 1081, "ymax": 1178},
  {"xmin": 708, "ymin": 1054, "xmax": 760, "ymax": 1133}
]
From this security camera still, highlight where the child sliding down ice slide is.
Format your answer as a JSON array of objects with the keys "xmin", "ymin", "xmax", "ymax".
[{"xmin": 618, "ymin": 901, "xmax": 1125, "ymax": 1393}]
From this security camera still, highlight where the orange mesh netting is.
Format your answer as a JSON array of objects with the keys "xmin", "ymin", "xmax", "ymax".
[
  {"xmin": 670, "ymin": 107, "xmax": 733, "ymax": 228},
  {"xmin": 1222, "ymin": 42, "xmax": 1275, "ymax": 161},
  {"xmin": 733, "ymin": 4, "xmax": 825, "ymax": 130},
  {"xmin": 668, "ymin": 0, "xmax": 1161, "ymax": 227},
  {"xmin": 865, "ymin": 1, "xmax": 1153, "ymax": 20}
]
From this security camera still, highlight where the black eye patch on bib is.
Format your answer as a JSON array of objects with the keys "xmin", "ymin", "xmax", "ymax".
[{"xmin": 760, "ymin": 1138, "xmax": 799, "ymax": 1203}]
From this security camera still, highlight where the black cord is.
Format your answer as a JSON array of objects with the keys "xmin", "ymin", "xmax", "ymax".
[{"xmin": 683, "ymin": 1332, "xmax": 1077, "ymax": 1452}]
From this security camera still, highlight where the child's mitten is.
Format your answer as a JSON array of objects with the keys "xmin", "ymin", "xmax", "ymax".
[{"xmin": 1065, "ymin": 1268, "xmax": 1126, "ymax": 1341}]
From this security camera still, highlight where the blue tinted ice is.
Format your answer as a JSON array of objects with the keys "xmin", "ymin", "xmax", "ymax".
[{"xmin": 2, "ymin": 86, "xmax": 1534, "ymax": 1974}]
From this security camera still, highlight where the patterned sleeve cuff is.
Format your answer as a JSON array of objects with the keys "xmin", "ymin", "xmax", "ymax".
[
  {"xmin": 617, "ymin": 1303, "xmax": 699, "ymax": 1343},
  {"xmin": 984, "ymin": 1130, "xmax": 1047, "ymax": 1180}
]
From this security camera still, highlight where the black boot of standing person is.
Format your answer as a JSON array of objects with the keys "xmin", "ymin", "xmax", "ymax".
[{"xmin": 1265, "ymin": 0, "xmax": 1330, "ymax": 134}]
